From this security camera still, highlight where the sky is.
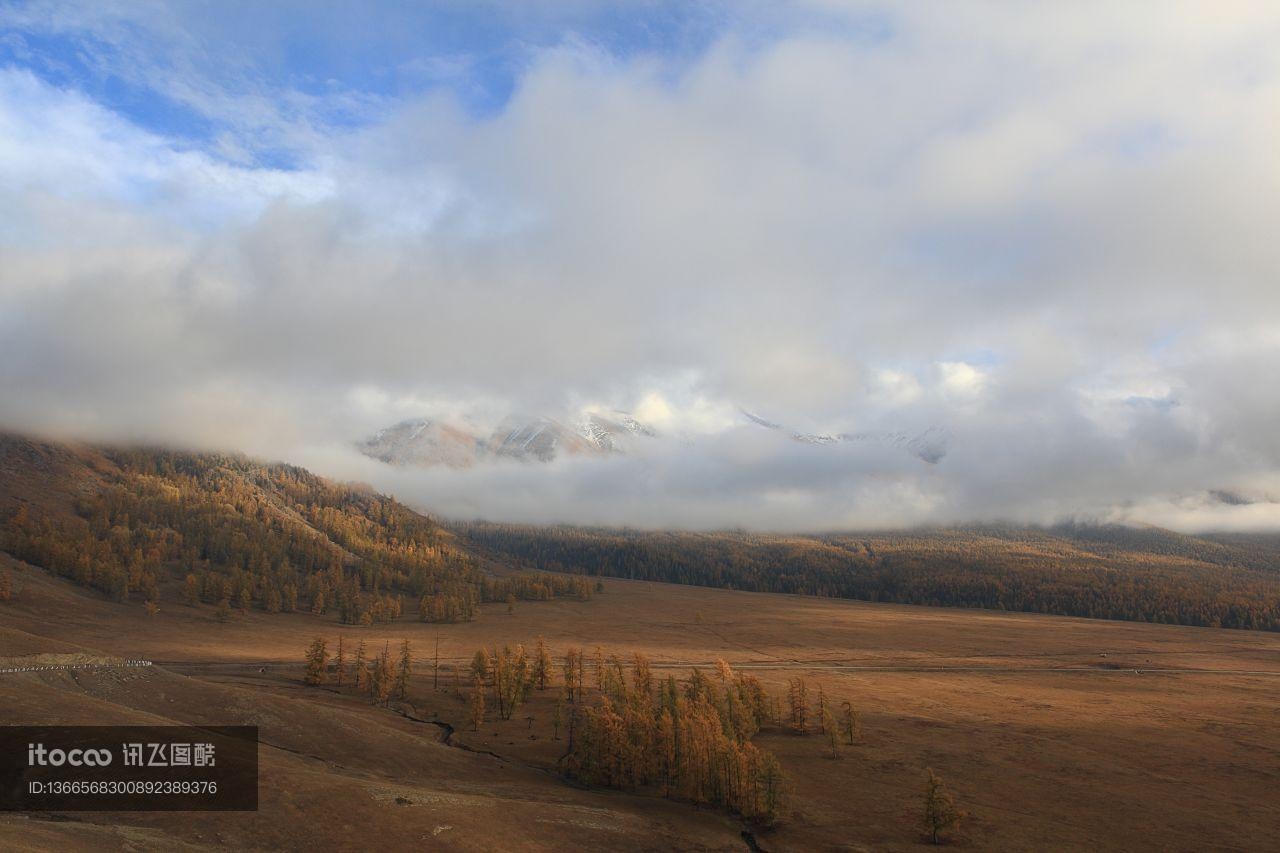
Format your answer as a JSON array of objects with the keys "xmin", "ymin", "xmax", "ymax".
[{"xmin": 3, "ymin": 1, "xmax": 1280, "ymax": 531}]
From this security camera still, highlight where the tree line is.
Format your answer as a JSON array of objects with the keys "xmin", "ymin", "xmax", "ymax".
[{"xmin": 454, "ymin": 522, "xmax": 1280, "ymax": 631}]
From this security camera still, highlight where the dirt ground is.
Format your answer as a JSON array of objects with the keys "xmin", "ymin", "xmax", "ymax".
[{"xmin": 2, "ymin": 558, "xmax": 1278, "ymax": 851}]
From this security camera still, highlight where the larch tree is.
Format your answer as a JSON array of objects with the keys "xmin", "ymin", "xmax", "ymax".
[
  {"xmin": 756, "ymin": 752, "xmax": 787, "ymax": 825},
  {"xmin": 304, "ymin": 637, "xmax": 329, "ymax": 686},
  {"xmin": 471, "ymin": 648, "xmax": 492, "ymax": 684},
  {"xmin": 592, "ymin": 645, "xmax": 606, "ymax": 691},
  {"xmin": 432, "ymin": 630, "xmax": 440, "ymax": 690},
  {"xmin": 922, "ymin": 767, "xmax": 964, "ymax": 845},
  {"xmin": 354, "ymin": 640, "xmax": 371, "ymax": 694},
  {"xmin": 716, "ymin": 657, "xmax": 733, "ymax": 685},
  {"xmin": 395, "ymin": 639, "xmax": 412, "ymax": 700},
  {"xmin": 533, "ymin": 636, "xmax": 553, "ymax": 690},
  {"xmin": 469, "ymin": 677, "xmax": 486, "ymax": 731},
  {"xmin": 373, "ymin": 643, "xmax": 393, "ymax": 705},
  {"xmin": 334, "ymin": 636, "xmax": 347, "ymax": 687},
  {"xmin": 786, "ymin": 677, "xmax": 809, "ymax": 732},
  {"xmin": 840, "ymin": 701, "xmax": 861, "ymax": 745},
  {"xmin": 820, "ymin": 701, "xmax": 839, "ymax": 758},
  {"xmin": 562, "ymin": 648, "xmax": 582, "ymax": 701}
]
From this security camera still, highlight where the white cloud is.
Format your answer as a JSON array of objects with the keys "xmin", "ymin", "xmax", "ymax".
[
  {"xmin": 2, "ymin": 4, "xmax": 1280, "ymax": 530},
  {"xmin": 936, "ymin": 362, "xmax": 987, "ymax": 399}
]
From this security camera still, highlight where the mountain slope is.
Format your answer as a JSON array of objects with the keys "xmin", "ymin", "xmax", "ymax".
[{"xmin": 0, "ymin": 433, "xmax": 590, "ymax": 621}]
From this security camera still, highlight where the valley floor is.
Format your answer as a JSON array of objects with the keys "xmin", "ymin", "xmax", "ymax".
[{"xmin": 2, "ymin": 557, "xmax": 1278, "ymax": 851}]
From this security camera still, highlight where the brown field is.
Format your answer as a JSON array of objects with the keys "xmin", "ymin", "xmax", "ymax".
[{"xmin": 2, "ymin": 554, "xmax": 1278, "ymax": 852}]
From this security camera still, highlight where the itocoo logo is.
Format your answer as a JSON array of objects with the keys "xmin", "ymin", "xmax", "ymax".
[{"xmin": 27, "ymin": 743, "xmax": 113, "ymax": 766}]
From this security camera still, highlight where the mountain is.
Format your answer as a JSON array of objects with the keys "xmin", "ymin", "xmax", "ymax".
[
  {"xmin": 577, "ymin": 411, "xmax": 657, "ymax": 451},
  {"xmin": 362, "ymin": 406, "xmax": 948, "ymax": 469},
  {"xmin": 740, "ymin": 409, "xmax": 951, "ymax": 463},
  {"xmin": 360, "ymin": 411, "xmax": 657, "ymax": 467},
  {"xmin": 360, "ymin": 418, "xmax": 484, "ymax": 467},
  {"xmin": 489, "ymin": 415, "xmax": 603, "ymax": 462}
]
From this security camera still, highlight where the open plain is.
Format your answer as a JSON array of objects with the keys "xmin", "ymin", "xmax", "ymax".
[{"xmin": 3, "ymin": 555, "xmax": 1278, "ymax": 851}]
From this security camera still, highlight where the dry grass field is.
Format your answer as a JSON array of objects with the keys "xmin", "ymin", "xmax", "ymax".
[{"xmin": 3, "ymin": 554, "xmax": 1278, "ymax": 851}]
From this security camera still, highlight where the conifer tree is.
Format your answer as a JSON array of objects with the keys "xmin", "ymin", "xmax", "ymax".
[
  {"xmin": 334, "ymin": 636, "xmax": 347, "ymax": 687},
  {"xmin": 922, "ymin": 768, "xmax": 964, "ymax": 844},
  {"xmin": 471, "ymin": 648, "xmax": 491, "ymax": 683},
  {"xmin": 433, "ymin": 630, "xmax": 440, "ymax": 690},
  {"xmin": 820, "ymin": 701, "xmax": 838, "ymax": 758},
  {"xmin": 395, "ymin": 639, "xmax": 412, "ymax": 699},
  {"xmin": 533, "ymin": 636, "xmax": 553, "ymax": 690},
  {"xmin": 469, "ymin": 677, "xmax": 486, "ymax": 731},
  {"xmin": 786, "ymin": 677, "xmax": 809, "ymax": 732},
  {"xmin": 182, "ymin": 573, "xmax": 199, "ymax": 606},
  {"xmin": 716, "ymin": 657, "xmax": 733, "ymax": 685},
  {"xmin": 593, "ymin": 645, "xmax": 606, "ymax": 691},
  {"xmin": 840, "ymin": 701, "xmax": 861, "ymax": 745},
  {"xmin": 562, "ymin": 648, "xmax": 582, "ymax": 701},
  {"xmin": 304, "ymin": 637, "xmax": 329, "ymax": 686},
  {"xmin": 373, "ymin": 642, "xmax": 393, "ymax": 705},
  {"xmin": 756, "ymin": 752, "xmax": 787, "ymax": 825},
  {"xmin": 631, "ymin": 652, "xmax": 653, "ymax": 701},
  {"xmin": 657, "ymin": 708, "xmax": 676, "ymax": 794},
  {"xmin": 492, "ymin": 645, "xmax": 528, "ymax": 720},
  {"xmin": 355, "ymin": 640, "xmax": 371, "ymax": 694}
]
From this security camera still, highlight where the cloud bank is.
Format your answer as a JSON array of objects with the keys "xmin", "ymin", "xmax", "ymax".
[{"xmin": 3, "ymin": 2, "xmax": 1280, "ymax": 531}]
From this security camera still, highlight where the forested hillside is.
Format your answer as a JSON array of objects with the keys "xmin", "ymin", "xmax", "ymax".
[
  {"xmin": 455, "ymin": 523, "xmax": 1280, "ymax": 631},
  {"xmin": 0, "ymin": 434, "xmax": 590, "ymax": 621}
]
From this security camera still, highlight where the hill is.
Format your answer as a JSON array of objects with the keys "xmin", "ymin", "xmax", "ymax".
[{"xmin": 0, "ymin": 433, "xmax": 591, "ymax": 624}]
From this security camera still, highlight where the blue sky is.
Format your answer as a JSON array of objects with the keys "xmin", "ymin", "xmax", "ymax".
[{"xmin": 0, "ymin": 2, "xmax": 877, "ymax": 168}]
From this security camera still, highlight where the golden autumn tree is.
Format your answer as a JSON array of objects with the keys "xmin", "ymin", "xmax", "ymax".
[
  {"xmin": 922, "ymin": 768, "xmax": 965, "ymax": 844},
  {"xmin": 840, "ymin": 701, "xmax": 861, "ymax": 745},
  {"xmin": 534, "ymin": 639, "xmax": 792, "ymax": 825},
  {"xmin": 372, "ymin": 642, "xmax": 393, "ymax": 705},
  {"xmin": 354, "ymin": 640, "xmax": 371, "ymax": 694},
  {"xmin": 532, "ymin": 636, "xmax": 553, "ymax": 690},
  {"xmin": 395, "ymin": 639, "xmax": 412, "ymax": 700},
  {"xmin": 333, "ymin": 636, "xmax": 347, "ymax": 687},
  {"xmin": 786, "ymin": 677, "xmax": 809, "ymax": 732},
  {"xmin": 820, "ymin": 701, "xmax": 839, "ymax": 758},
  {"xmin": 304, "ymin": 637, "xmax": 329, "ymax": 686},
  {"xmin": 469, "ymin": 677, "xmax": 486, "ymax": 731},
  {"xmin": 562, "ymin": 647, "xmax": 582, "ymax": 701}
]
